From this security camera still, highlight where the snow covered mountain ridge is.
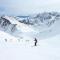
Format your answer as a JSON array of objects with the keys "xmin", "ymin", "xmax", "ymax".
[
  {"xmin": 0, "ymin": 12, "xmax": 60, "ymax": 29},
  {"xmin": 0, "ymin": 12, "xmax": 60, "ymax": 39},
  {"xmin": 16, "ymin": 12, "xmax": 60, "ymax": 27}
]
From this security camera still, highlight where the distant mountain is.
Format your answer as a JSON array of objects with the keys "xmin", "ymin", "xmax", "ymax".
[
  {"xmin": 16, "ymin": 12, "xmax": 60, "ymax": 27},
  {"xmin": 0, "ymin": 15, "xmax": 34, "ymax": 38},
  {"xmin": 0, "ymin": 12, "xmax": 60, "ymax": 39}
]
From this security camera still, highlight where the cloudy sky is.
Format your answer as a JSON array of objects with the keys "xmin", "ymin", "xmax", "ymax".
[{"xmin": 0, "ymin": 0, "xmax": 60, "ymax": 15}]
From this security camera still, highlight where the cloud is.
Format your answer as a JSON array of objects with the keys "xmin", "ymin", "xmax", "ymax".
[{"xmin": 0, "ymin": 0, "xmax": 60, "ymax": 15}]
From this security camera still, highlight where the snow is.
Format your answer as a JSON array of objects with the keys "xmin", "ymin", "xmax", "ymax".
[
  {"xmin": 0, "ymin": 13, "xmax": 60, "ymax": 60},
  {"xmin": 0, "ymin": 30, "xmax": 60, "ymax": 60}
]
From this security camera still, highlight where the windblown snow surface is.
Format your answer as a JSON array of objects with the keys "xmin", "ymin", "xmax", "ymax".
[{"xmin": 0, "ymin": 12, "xmax": 60, "ymax": 60}]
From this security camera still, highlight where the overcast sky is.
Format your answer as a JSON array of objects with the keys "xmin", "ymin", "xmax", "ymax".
[{"xmin": 0, "ymin": 0, "xmax": 60, "ymax": 15}]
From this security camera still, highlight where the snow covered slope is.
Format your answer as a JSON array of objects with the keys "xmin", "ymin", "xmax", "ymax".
[{"xmin": 0, "ymin": 30, "xmax": 60, "ymax": 60}]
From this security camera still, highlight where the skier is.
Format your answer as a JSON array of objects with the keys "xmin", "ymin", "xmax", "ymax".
[
  {"xmin": 34, "ymin": 38, "xmax": 37, "ymax": 46},
  {"xmin": 5, "ymin": 39, "xmax": 7, "ymax": 42}
]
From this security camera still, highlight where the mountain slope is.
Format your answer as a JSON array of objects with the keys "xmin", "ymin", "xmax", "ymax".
[{"xmin": 0, "ymin": 12, "xmax": 60, "ymax": 40}]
